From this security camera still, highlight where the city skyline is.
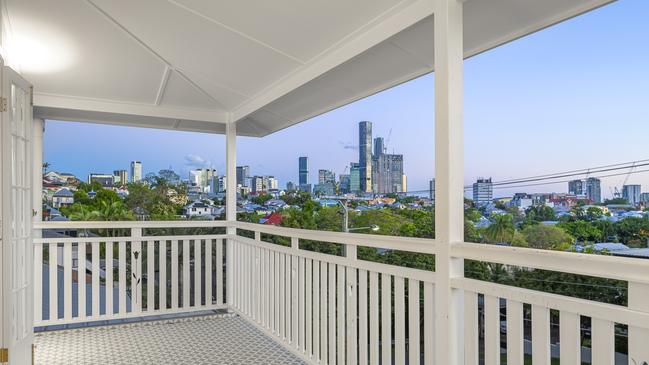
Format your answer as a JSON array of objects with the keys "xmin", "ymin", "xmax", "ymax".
[{"xmin": 42, "ymin": 0, "xmax": 648, "ymax": 199}]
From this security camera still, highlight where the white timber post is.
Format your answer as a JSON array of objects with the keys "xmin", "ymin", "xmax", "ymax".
[
  {"xmin": 628, "ymin": 282, "xmax": 649, "ymax": 364},
  {"xmin": 225, "ymin": 116, "xmax": 237, "ymax": 307},
  {"xmin": 434, "ymin": 0, "xmax": 465, "ymax": 364}
]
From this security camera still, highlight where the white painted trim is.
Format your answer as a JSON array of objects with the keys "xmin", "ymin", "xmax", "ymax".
[
  {"xmin": 452, "ymin": 241, "xmax": 649, "ymax": 284},
  {"xmin": 33, "ymin": 93, "xmax": 227, "ymax": 124},
  {"xmin": 234, "ymin": 221, "xmax": 436, "ymax": 254},
  {"xmin": 34, "ymin": 220, "xmax": 228, "ymax": 229}
]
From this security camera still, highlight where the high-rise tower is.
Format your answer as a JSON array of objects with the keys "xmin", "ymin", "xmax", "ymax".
[{"xmin": 359, "ymin": 121, "xmax": 372, "ymax": 193}]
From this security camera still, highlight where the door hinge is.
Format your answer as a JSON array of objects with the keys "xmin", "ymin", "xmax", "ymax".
[
  {"xmin": 0, "ymin": 347, "xmax": 8, "ymax": 363},
  {"xmin": 30, "ymin": 86, "xmax": 34, "ymax": 106},
  {"xmin": 0, "ymin": 97, "xmax": 7, "ymax": 112}
]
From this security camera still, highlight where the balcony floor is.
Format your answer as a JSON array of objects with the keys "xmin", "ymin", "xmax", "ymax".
[{"xmin": 34, "ymin": 313, "xmax": 306, "ymax": 365}]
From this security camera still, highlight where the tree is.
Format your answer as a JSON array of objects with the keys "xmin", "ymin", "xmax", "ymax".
[
  {"xmin": 521, "ymin": 224, "xmax": 573, "ymax": 250},
  {"xmin": 525, "ymin": 205, "xmax": 556, "ymax": 222},
  {"xmin": 557, "ymin": 220, "xmax": 603, "ymax": 243},
  {"xmin": 484, "ymin": 214, "xmax": 515, "ymax": 244}
]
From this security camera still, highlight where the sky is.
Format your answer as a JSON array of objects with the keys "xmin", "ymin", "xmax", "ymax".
[{"xmin": 44, "ymin": 0, "xmax": 649, "ymax": 199}]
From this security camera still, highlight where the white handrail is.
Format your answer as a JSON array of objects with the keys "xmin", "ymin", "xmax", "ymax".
[{"xmin": 34, "ymin": 220, "xmax": 228, "ymax": 229}]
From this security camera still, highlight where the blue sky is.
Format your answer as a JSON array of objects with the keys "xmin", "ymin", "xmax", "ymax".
[{"xmin": 44, "ymin": 0, "xmax": 648, "ymax": 198}]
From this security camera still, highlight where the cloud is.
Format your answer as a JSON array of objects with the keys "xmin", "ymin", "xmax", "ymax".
[
  {"xmin": 184, "ymin": 154, "xmax": 211, "ymax": 169},
  {"xmin": 339, "ymin": 141, "xmax": 358, "ymax": 151}
]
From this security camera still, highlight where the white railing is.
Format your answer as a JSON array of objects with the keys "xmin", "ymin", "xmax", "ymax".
[
  {"xmin": 33, "ymin": 221, "xmax": 228, "ymax": 327},
  {"xmin": 33, "ymin": 220, "xmax": 649, "ymax": 364}
]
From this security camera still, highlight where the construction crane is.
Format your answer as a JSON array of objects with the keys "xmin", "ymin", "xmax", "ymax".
[
  {"xmin": 613, "ymin": 162, "xmax": 636, "ymax": 198},
  {"xmin": 385, "ymin": 128, "xmax": 392, "ymax": 154}
]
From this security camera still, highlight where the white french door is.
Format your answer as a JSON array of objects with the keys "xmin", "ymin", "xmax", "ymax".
[{"xmin": 1, "ymin": 64, "xmax": 34, "ymax": 364}]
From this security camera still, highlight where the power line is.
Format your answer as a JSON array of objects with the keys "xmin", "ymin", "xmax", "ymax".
[{"xmin": 404, "ymin": 158, "xmax": 649, "ymax": 195}]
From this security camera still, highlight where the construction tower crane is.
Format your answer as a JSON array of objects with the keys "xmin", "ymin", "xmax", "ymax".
[{"xmin": 614, "ymin": 162, "xmax": 636, "ymax": 198}]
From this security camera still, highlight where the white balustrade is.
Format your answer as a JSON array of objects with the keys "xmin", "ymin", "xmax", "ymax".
[{"xmin": 32, "ymin": 220, "xmax": 649, "ymax": 364}]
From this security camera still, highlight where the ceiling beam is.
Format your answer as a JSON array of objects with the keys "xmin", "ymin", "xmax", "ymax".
[
  {"xmin": 231, "ymin": 0, "xmax": 434, "ymax": 123},
  {"xmin": 34, "ymin": 93, "xmax": 228, "ymax": 123}
]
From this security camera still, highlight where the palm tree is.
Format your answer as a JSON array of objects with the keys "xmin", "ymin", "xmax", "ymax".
[{"xmin": 485, "ymin": 213, "xmax": 515, "ymax": 244}]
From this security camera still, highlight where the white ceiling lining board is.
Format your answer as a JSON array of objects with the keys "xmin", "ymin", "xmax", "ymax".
[
  {"xmin": 170, "ymin": 0, "xmax": 409, "ymax": 63},
  {"xmin": 85, "ymin": 0, "xmax": 233, "ymax": 108},
  {"xmin": 167, "ymin": 0, "xmax": 307, "ymax": 65},
  {"xmin": 463, "ymin": 0, "xmax": 615, "ymax": 58},
  {"xmin": 91, "ymin": 0, "xmax": 302, "ymax": 98}
]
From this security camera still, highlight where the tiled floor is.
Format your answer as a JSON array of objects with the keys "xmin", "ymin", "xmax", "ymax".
[{"xmin": 34, "ymin": 313, "xmax": 306, "ymax": 364}]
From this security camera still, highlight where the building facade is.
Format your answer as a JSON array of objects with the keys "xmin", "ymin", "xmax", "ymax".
[
  {"xmin": 236, "ymin": 166, "xmax": 250, "ymax": 188},
  {"xmin": 472, "ymin": 177, "xmax": 493, "ymax": 207},
  {"xmin": 359, "ymin": 121, "xmax": 372, "ymax": 193},
  {"xmin": 130, "ymin": 161, "xmax": 142, "ymax": 182},
  {"xmin": 585, "ymin": 177, "xmax": 602, "ymax": 203},
  {"xmin": 623, "ymin": 184, "xmax": 642, "ymax": 206},
  {"xmin": 373, "ymin": 153, "xmax": 405, "ymax": 194},
  {"xmin": 113, "ymin": 170, "xmax": 128, "ymax": 186},
  {"xmin": 568, "ymin": 179, "xmax": 584, "ymax": 196},
  {"xmin": 349, "ymin": 163, "xmax": 360, "ymax": 193},
  {"xmin": 298, "ymin": 157, "xmax": 308, "ymax": 186},
  {"xmin": 318, "ymin": 169, "xmax": 335, "ymax": 185}
]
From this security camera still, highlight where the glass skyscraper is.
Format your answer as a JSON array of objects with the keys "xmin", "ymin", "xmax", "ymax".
[
  {"xmin": 299, "ymin": 156, "xmax": 308, "ymax": 185},
  {"xmin": 359, "ymin": 121, "xmax": 372, "ymax": 193}
]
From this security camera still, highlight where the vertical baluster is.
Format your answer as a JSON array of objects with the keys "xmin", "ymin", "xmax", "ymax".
[
  {"xmin": 78, "ymin": 242, "xmax": 87, "ymax": 318},
  {"xmin": 507, "ymin": 299, "xmax": 524, "ymax": 365},
  {"xmin": 288, "ymin": 254, "xmax": 294, "ymax": 343},
  {"xmin": 105, "ymin": 241, "xmax": 113, "ymax": 316},
  {"xmin": 34, "ymin": 241, "xmax": 42, "ymax": 323},
  {"xmin": 628, "ymin": 282, "xmax": 649, "ymax": 364},
  {"xmin": 358, "ymin": 270, "xmax": 369, "ymax": 365},
  {"xmin": 313, "ymin": 260, "xmax": 320, "ymax": 362},
  {"xmin": 299, "ymin": 256, "xmax": 306, "ymax": 352},
  {"xmin": 265, "ymin": 248, "xmax": 270, "ymax": 328},
  {"xmin": 194, "ymin": 239, "xmax": 202, "ymax": 307},
  {"xmin": 216, "ymin": 239, "xmax": 224, "ymax": 306},
  {"xmin": 532, "ymin": 305, "xmax": 550, "ymax": 365},
  {"xmin": 147, "ymin": 240, "xmax": 155, "ymax": 311},
  {"xmin": 182, "ymin": 239, "xmax": 190, "ymax": 308},
  {"xmin": 394, "ymin": 276, "xmax": 405, "ymax": 365},
  {"xmin": 132, "ymin": 228, "xmax": 142, "ymax": 314},
  {"xmin": 423, "ymin": 282, "xmax": 434, "ymax": 365},
  {"xmin": 280, "ymin": 252, "xmax": 286, "ymax": 338},
  {"xmin": 305, "ymin": 258, "xmax": 312, "ymax": 357},
  {"xmin": 484, "ymin": 295, "xmax": 500, "ymax": 365},
  {"xmin": 408, "ymin": 279, "xmax": 420, "ymax": 365},
  {"xmin": 347, "ymin": 266, "xmax": 358, "ymax": 365},
  {"xmin": 171, "ymin": 240, "xmax": 179, "ymax": 309},
  {"xmin": 592, "ymin": 318, "xmax": 615, "ymax": 365},
  {"xmin": 92, "ymin": 242, "xmax": 100, "ymax": 317},
  {"xmin": 381, "ymin": 273, "xmax": 392, "ymax": 365},
  {"xmin": 159, "ymin": 240, "xmax": 167, "ymax": 311},
  {"xmin": 292, "ymin": 255, "xmax": 299, "ymax": 347},
  {"xmin": 320, "ymin": 260, "xmax": 328, "ymax": 364},
  {"xmin": 269, "ymin": 249, "xmax": 276, "ymax": 332},
  {"xmin": 559, "ymin": 311, "xmax": 580, "ymax": 365},
  {"xmin": 328, "ymin": 262, "xmax": 336, "ymax": 364},
  {"xmin": 48, "ymin": 242, "xmax": 58, "ymax": 320},
  {"xmin": 369, "ymin": 271, "xmax": 379, "ymax": 365},
  {"xmin": 63, "ymin": 242, "xmax": 72, "ymax": 320},
  {"xmin": 337, "ymin": 264, "xmax": 346, "ymax": 364},
  {"xmin": 205, "ymin": 239, "xmax": 212, "ymax": 307},
  {"xmin": 275, "ymin": 251, "xmax": 281, "ymax": 335},
  {"xmin": 118, "ymin": 240, "xmax": 126, "ymax": 314}
]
